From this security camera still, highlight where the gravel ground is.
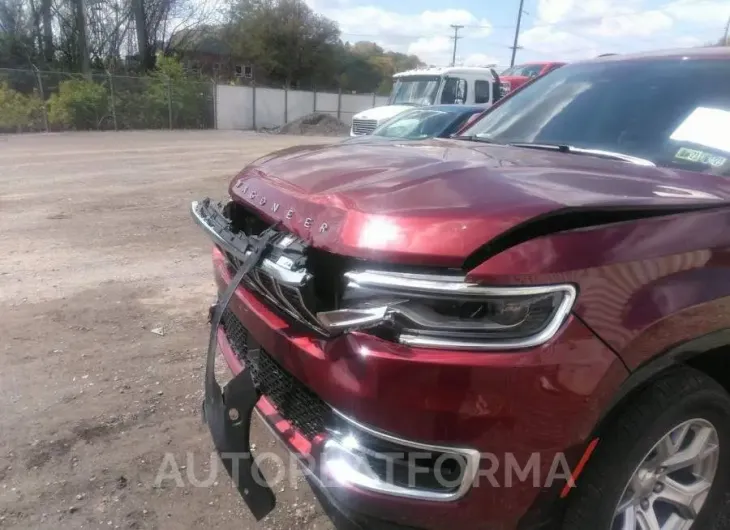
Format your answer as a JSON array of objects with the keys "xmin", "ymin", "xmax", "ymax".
[
  {"xmin": 0, "ymin": 131, "xmax": 337, "ymax": 530},
  {"xmin": 274, "ymin": 113, "xmax": 350, "ymax": 136}
]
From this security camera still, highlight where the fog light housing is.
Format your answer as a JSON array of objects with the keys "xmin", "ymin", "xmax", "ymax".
[{"xmin": 320, "ymin": 411, "xmax": 480, "ymax": 502}]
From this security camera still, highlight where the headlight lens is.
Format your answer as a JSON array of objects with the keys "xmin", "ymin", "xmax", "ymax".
[{"xmin": 316, "ymin": 270, "xmax": 576, "ymax": 350}]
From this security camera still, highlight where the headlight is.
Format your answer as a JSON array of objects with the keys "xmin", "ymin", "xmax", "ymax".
[{"xmin": 316, "ymin": 270, "xmax": 576, "ymax": 350}]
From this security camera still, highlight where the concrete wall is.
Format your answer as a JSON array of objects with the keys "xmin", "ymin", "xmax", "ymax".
[{"xmin": 216, "ymin": 85, "xmax": 389, "ymax": 130}]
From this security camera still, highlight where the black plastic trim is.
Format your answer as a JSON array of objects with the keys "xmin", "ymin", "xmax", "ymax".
[{"xmin": 594, "ymin": 327, "xmax": 730, "ymax": 432}]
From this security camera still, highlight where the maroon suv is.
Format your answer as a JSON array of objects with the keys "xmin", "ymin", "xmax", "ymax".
[{"xmin": 193, "ymin": 48, "xmax": 730, "ymax": 530}]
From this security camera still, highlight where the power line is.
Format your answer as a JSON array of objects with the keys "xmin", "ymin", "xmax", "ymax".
[{"xmin": 450, "ymin": 25, "xmax": 463, "ymax": 66}]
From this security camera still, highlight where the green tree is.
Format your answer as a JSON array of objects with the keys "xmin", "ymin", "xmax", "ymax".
[
  {"xmin": 227, "ymin": 0, "xmax": 340, "ymax": 88},
  {"xmin": 47, "ymin": 77, "xmax": 107, "ymax": 129},
  {"xmin": 336, "ymin": 40, "xmax": 423, "ymax": 94},
  {"xmin": 0, "ymin": 81, "xmax": 43, "ymax": 131}
]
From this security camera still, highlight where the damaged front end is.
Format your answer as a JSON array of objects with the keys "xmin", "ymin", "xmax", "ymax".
[{"xmin": 193, "ymin": 199, "xmax": 283, "ymax": 520}]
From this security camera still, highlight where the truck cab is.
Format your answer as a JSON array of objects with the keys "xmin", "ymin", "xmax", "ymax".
[{"xmin": 350, "ymin": 66, "xmax": 500, "ymax": 136}]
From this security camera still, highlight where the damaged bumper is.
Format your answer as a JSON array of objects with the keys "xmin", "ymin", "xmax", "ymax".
[
  {"xmin": 194, "ymin": 199, "xmax": 281, "ymax": 520},
  {"xmin": 191, "ymin": 198, "xmax": 625, "ymax": 530}
]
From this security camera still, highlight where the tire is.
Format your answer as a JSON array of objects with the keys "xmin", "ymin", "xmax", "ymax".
[{"xmin": 563, "ymin": 367, "xmax": 730, "ymax": 530}]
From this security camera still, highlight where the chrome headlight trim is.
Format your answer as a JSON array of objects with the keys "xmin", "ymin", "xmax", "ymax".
[{"xmin": 342, "ymin": 269, "xmax": 577, "ymax": 351}]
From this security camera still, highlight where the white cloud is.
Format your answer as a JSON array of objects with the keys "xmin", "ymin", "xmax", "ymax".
[
  {"xmin": 405, "ymin": 36, "xmax": 501, "ymax": 66},
  {"xmin": 462, "ymin": 53, "xmax": 501, "ymax": 67},
  {"xmin": 533, "ymin": 0, "xmax": 675, "ymax": 37},
  {"xmin": 673, "ymin": 35, "xmax": 704, "ymax": 47},
  {"xmin": 514, "ymin": 0, "xmax": 699, "ymax": 63},
  {"xmin": 407, "ymin": 36, "xmax": 453, "ymax": 66},
  {"xmin": 308, "ymin": 0, "xmax": 728, "ymax": 70},
  {"xmin": 664, "ymin": 0, "xmax": 730, "ymax": 26},
  {"xmin": 303, "ymin": 2, "xmax": 493, "ymax": 64},
  {"xmin": 520, "ymin": 26, "xmax": 599, "ymax": 60},
  {"xmin": 322, "ymin": 6, "xmax": 491, "ymax": 40},
  {"xmin": 536, "ymin": 0, "xmax": 613, "ymax": 26},
  {"xmin": 590, "ymin": 10, "xmax": 673, "ymax": 37}
]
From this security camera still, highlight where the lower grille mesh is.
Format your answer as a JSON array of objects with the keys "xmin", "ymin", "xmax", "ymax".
[{"xmin": 221, "ymin": 309, "xmax": 330, "ymax": 439}]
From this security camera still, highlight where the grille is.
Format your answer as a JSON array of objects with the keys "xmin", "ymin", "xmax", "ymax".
[
  {"xmin": 223, "ymin": 246, "xmax": 329, "ymax": 336},
  {"xmin": 351, "ymin": 118, "xmax": 378, "ymax": 135},
  {"xmin": 221, "ymin": 309, "xmax": 331, "ymax": 439}
]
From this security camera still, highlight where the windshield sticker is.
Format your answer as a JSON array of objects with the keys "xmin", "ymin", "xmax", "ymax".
[
  {"xmin": 675, "ymin": 147, "xmax": 727, "ymax": 168},
  {"xmin": 670, "ymin": 107, "xmax": 730, "ymax": 153}
]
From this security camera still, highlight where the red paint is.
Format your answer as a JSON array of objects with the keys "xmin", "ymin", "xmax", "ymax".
[{"xmin": 230, "ymin": 139, "xmax": 730, "ymax": 267}]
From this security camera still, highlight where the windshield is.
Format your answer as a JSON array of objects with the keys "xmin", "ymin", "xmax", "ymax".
[
  {"xmin": 460, "ymin": 58, "xmax": 730, "ymax": 176},
  {"xmin": 373, "ymin": 109, "xmax": 463, "ymax": 139},
  {"xmin": 500, "ymin": 64, "xmax": 544, "ymax": 78},
  {"xmin": 389, "ymin": 76, "xmax": 441, "ymax": 105}
]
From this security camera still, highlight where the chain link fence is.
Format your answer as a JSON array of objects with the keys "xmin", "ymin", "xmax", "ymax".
[{"xmin": 0, "ymin": 68, "xmax": 216, "ymax": 133}]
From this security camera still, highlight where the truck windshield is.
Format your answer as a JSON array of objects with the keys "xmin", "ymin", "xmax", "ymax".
[
  {"xmin": 389, "ymin": 76, "xmax": 441, "ymax": 106},
  {"xmin": 460, "ymin": 58, "xmax": 730, "ymax": 176},
  {"xmin": 374, "ymin": 109, "xmax": 457, "ymax": 139}
]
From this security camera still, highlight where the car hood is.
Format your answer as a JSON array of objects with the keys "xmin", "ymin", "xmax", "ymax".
[
  {"xmin": 352, "ymin": 105, "xmax": 413, "ymax": 122},
  {"xmin": 231, "ymin": 139, "xmax": 730, "ymax": 267}
]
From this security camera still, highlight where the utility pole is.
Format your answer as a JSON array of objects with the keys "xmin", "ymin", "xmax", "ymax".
[
  {"xmin": 509, "ymin": 0, "xmax": 526, "ymax": 67},
  {"xmin": 450, "ymin": 25, "xmax": 463, "ymax": 67}
]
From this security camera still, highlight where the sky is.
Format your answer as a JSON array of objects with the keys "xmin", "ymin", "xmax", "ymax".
[{"xmin": 304, "ymin": 0, "xmax": 730, "ymax": 69}]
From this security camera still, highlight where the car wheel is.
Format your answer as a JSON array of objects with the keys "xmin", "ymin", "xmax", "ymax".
[{"xmin": 563, "ymin": 367, "xmax": 730, "ymax": 530}]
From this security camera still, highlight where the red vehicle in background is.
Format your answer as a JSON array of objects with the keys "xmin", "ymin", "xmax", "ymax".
[{"xmin": 499, "ymin": 61, "xmax": 565, "ymax": 96}]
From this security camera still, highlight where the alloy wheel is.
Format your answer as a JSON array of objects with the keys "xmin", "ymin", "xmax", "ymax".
[{"xmin": 611, "ymin": 418, "xmax": 720, "ymax": 530}]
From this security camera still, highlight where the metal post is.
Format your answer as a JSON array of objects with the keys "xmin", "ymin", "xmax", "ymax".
[
  {"xmin": 32, "ymin": 65, "xmax": 49, "ymax": 133},
  {"xmin": 284, "ymin": 85, "xmax": 288, "ymax": 124},
  {"xmin": 372, "ymin": 92, "xmax": 376, "ymax": 106},
  {"xmin": 252, "ymin": 83, "xmax": 257, "ymax": 130},
  {"xmin": 213, "ymin": 81, "xmax": 218, "ymax": 130},
  {"xmin": 337, "ymin": 87, "xmax": 342, "ymax": 121},
  {"xmin": 313, "ymin": 88, "xmax": 317, "ymax": 113},
  {"xmin": 107, "ymin": 71, "xmax": 118, "ymax": 131},
  {"xmin": 510, "ymin": 0, "xmax": 526, "ymax": 67},
  {"xmin": 166, "ymin": 75, "xmax": 173, "ymax": 130}
]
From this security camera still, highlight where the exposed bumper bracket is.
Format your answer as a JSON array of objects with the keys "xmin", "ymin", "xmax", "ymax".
[{"xmin": 199, "ymin": 203, "xmax": 281, "ymax": 520}]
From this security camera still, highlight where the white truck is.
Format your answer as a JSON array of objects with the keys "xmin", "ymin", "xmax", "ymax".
[{"xmin": 350, "ymin": 66, "xmax": 501, "ymax": 136}]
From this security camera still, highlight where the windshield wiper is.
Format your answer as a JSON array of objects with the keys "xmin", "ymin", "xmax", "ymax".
[
  {"xmin": 509, "ymin": 143, "xmax": 656, "ymax": 167},
  {"xmin": 453, "ymin": 135, "xmax": 503, "ymax": 144}
]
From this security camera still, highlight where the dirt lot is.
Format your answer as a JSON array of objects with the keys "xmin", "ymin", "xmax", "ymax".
[{"xmin": 0, "ymin": 131, "xmax": 339, "ymax": 530}]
